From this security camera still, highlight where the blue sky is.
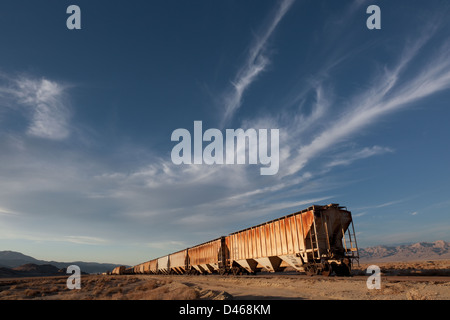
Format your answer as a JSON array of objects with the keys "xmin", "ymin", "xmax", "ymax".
[{"xmin": 0, "ymin": 0, "xmax": 449, "ymax": 265}]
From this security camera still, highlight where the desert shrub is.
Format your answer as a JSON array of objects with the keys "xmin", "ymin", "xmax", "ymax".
[
  {"xmin": 24, "ymin": 289, "xmax": 40, "ymax": 297},
  {"xmin": 135, "ymin": 279, "xmax": 158, "ymax": 291},
  {"xmin": 46, "ymin": 286, "xmax": 60, "ymax": 294},
  {"xmin": 104, "ymin": 287, "xmax": 123, "ymax": 296}
]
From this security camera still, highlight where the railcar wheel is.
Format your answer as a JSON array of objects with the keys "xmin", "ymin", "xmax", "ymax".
[
  {"xmin": 321, "ymin": 263, "xmax": 332, "ymax": 277},
  {"xmin": 232, "ymin": 266, "xmax": 247, "ymax": 275},
  {"xmin": 305, "ymin": 264, "xmax": 318, "ymax": 276},
  {"xmin": 335, "ymin": 259, "xmax": 351, "ymax": 276}
]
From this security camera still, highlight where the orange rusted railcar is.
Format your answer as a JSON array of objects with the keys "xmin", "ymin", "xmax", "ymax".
[
  {"xmin": 187, "ymin": 237, "xmax": 226, "ymax": 274},
  {"xmin": 225, "ymin": 204, "xmax": 359, "ymax": 276},
  {"xmin": 148, "ymin": 259, "xmax": 158, "ymax": 274},
  {"xmin": 142, "ymin": 261, "xmax": 151, "ymax": 274},
  {"xmin": 111, "ymin": 266, "xmax": 126, "ymax": 275}
]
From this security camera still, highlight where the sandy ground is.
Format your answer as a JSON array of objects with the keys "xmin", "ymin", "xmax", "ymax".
[{"xmin": 0, "ymin": 260, "xmax": 449, "ymax": 300}]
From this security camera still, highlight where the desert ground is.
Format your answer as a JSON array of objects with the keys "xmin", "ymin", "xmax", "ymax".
[{"xmin": 0, "ymin": 260, "xmax": 449, "ymax": 300}]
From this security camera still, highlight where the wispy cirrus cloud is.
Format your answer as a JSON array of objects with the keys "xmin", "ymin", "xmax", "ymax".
[
  {"xmin": 326, "ymin": 146, "xmax": 394, "ymax": 168},
  {"xmin": 0, "ymin": 206, "xmax": 18, "ymax": 216},
  {"xmin": 282, "ymin": 28, "xmax": 450, "ymax": 177},
  {"xmin": 0, "ymin": 74, "xmax": 71, "ymax": 140},
  {"xmin": 221, "ymin": 0, "xmax": 295, "ymax": 126},
  {"xmin": 64, "ymin": 235, "xmax": 108, "ymax": 245}
]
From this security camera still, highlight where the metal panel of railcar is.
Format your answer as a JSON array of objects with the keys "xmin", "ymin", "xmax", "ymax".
[
  {"xmin": 143, "ymin": 261, "xmax": 151, "ymax": 274},
  {"xmin": 124, "ymin": 267, "xmax": 134, "ymax": 274},
  {"xmin": 313, "ymin": 205, "xmax": 359, "ymax": 263},
  {"xmin": 157, "ymin": 256, "xmax": 169, "ymax": 274},
  {"xmin": 188, "ymin": 237, "xmax": 224, "ymax": 274},
  {"xmin": 149, "ymin": 259, "xmax": 158, "ymax": 274},
  {"xmin": 112, "ymin": 266, "xmax": 126, "ymax": 275},
  {"xmin": 169, "ymin": 249, "xmax": 188, "ymax": 274},
  {"xmin": 226, "ymin": 208, "xmax": 316, "ymax": 273}
]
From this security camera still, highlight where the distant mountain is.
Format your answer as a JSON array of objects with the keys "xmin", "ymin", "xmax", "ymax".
[
  {"xmin": 0, "ymin": 251, "xmax": 40, "ymax": 268},
  {"xmin": 0, "ymin": 263, "xmax": 77, "ymax": 278},
  {"xmin": 359, "ymin": 240, "xmax": 450, "ymax": 262},
  {"xmin": 0, "ymin": 250, "xmax": 124, "ymax": 274},
  {"xmin": 13, "ymin": 263, "xmax": 59, "ymax": 273}
]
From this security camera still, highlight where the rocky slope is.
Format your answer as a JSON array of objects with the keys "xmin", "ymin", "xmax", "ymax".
[{"xmin": 359, "ymin": 240, "xmax": 450, "ymax": 262}]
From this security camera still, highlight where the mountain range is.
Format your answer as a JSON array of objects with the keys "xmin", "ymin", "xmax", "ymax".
[
  {"xmin": 358, "ymin": 240, "xmax": 450, "ymax": 262},
  {"xmin": 0, "ymin": 250, "xmax": 124, "ymax": 275}
]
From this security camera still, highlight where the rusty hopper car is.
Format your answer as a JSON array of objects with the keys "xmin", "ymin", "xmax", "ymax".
[
  {"xmin": 136, "ymin": 263, "xmax": 145, "ymax": 274},
  {"xmin": 225, "ymin": 204, "xmax": 358, "ymax": 276},
  {"xmin": 133, "ymin": 264, "xmax": 142, "ymax": 274},
  {"xmin": 143, "ymin": 261, "xmax": 151, "ymax": 274},
  {"xmin": 149, "ymin": 259, "xmax": 158, "ymax": 274},
  {"xmin": 124, "ymin": 267, "xmax": 134, "ymax": 274},
  {"xmin": 111, "ymin": 266, "xmax": 126, "ymax": 275},
  {"xmin": 188, "ymin": 237, "xmax": 225, "ymax": 274}
]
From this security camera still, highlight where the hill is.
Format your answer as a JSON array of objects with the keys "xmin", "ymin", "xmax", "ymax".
[
  {"xmin": 359, "ymin": 240, "xmax": 450, "ymax": 262},
  {"xmin": 0, "ymin": 251, "xmax": 123, "ymax": 274},
  {"xmin": 0, "ymin": 251, "xmax": 40, "ymax": 268}
]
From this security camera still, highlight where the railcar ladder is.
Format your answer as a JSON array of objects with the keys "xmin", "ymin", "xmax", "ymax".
[
  {"xmin": 342, "ymin": 220, "xmax": 360, "ymax": 266},
  {"xmin": 307, "ymin": 219, "xmax": 320, "ymax": 260}
]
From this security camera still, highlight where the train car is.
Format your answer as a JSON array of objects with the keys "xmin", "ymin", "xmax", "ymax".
[
  {"xmin": 168, "ymin": 249, "xmax": 188, "ymax": 274},
  {"xmin": 157, "ymin": 255, "xmax": 170, "ymax": 274},
  {"xmin": 188, "ymin": 237, "xmax": 226, "ymax": 274},
  {"xmin": 133, "ymin": 264, "xmax": 141, "ymax": 274},
  {"xmin": 142, "ymin": 261, "xmax": 152, "ymax": 274},
  {"xmin": 226, "ymin": 204, "xmax": 359, "ymax": 276},
  {"xmin": 111, "ymin": 266, "xmax": 126, "ymax": 275},
  {"xmin": 124, "ymin": 266, "xmax": 134, "ymax": 274},
  {"xmin": 149, "ymin": 259, "xmax": 158, "ymax": 274}
]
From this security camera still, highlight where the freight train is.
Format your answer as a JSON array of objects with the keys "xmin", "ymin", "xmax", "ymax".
[{"xmin": 112, "ymin": 203, "xmax": 359, "ymax": 276}]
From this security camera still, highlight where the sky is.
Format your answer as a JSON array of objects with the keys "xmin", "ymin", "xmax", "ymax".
[{"xmin": 0, "ymin": 0, "xmax": 449, "ymax": 266}]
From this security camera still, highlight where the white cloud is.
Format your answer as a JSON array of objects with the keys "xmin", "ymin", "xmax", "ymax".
[
  {"xmin": 0, "ymin": 206, "xmax": 18, "ymax": 216},
  {"xmin": 354, "ymin": 199, "xmax": 408, "ymax": 211},
  {"xmin": 0, "ymin": 75, "xmax": 71, "ymax": 140},
  {"xmin": 64, "ymin": 235, "xmax": 108, "ymax": 245},
  {"xmin": 0, "ymin": 222, "xmax": 108, "ymax": 245},
  {"xmin": 326, "ymin": 146, "xmax": 394, "ymax": 168},
  {"xmin": 221, "ymin": 0, "xmax": 295, "ymax": 125},
  {"xmin": 353, "ymin": 212, "xmax": 367, "ymax": 217},
  {"xmin": 16, "ymin": 78, "xmax": 71, "ymax": 140}
]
